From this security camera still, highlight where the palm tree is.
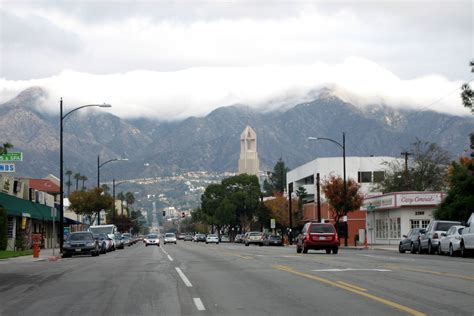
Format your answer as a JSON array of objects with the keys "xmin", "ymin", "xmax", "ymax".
[
  {"xmin": 0, "ymin": 142, "xmax": 13, "ymax": 155},
  {"xmin": 74, "ymin": 173, "xmax": 81, "ymax": 191},
  {"xmin": 65, "ymin": 170, "xmax": 73, "ymax": 196},
  {"xmin": 80, "ymin": 175, "xmax": 88, "ymax": 190},
  {"xmin": 101, "ymin": 184, "xmax": 110, "ymax": 195}
]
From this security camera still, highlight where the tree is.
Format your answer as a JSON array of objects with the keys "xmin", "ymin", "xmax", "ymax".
[
  {"xmin": 65, "ymin": 170, "xmax": 73, "ymax": 196},
  {"xmin": 74, "ymin": 173, "xmax": 81, "ymax": 191},
  {"xmin": 68, "ymin": 188, "xmax": 114, "ymax": 221},
  {"xmin": 263, "ymin": 158, "xmax": 289, "ymax": 196},
  {"xmin": 101, "ymin": 184, "xmax": 110, "ymax": 195},
  {"xmin": 461, "ymin": 83, "xmax": 473, "ymax": 113},
  {"xmin": 0, "ymin": 207, "xmax": 7, "ymax": 250},
  {"xmin": 434, "ymin": 157, "xmax": 474, "ymax": 222},
  {"xmin": 376, "ymin": 140, "xmax": 450, "ymax": 193},
  {"xmin": 322, "ymin": 175, "xmax": 363, "ymax": 225},
  {"xmin": 0, "ymin": 142, "xmax": 13, "ymax": 155},
  {"xmin": 125, "ymin": 192, "xmax": 135, "ymax": 206},
  {"xmin": 80, "ymin": 175, "xmax": 88, "ymax": 190}
]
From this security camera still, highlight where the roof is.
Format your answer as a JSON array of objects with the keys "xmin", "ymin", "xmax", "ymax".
[
  {"xmin": 0, "ymin": 192, "xmax": 55, "ymax": 221},
  {"xmin": 28, "ymin": 179, "xmax": 60, "ymax": 194}
]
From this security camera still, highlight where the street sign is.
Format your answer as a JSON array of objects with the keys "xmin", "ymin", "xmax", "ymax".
[
  {"xmin": 0, "ymin": 163, "xmax": 15, "ymax": 172},
  {"xmin": 51, "ymin": 207, "xmax": 57, "ymax": 218},
  {"xmin": 270, "ymin": 218, "xmax": 276, "ymax": 229},
  {"xmin": 0, "ymin": 152, "xmax": 23, "ymax": 162}
]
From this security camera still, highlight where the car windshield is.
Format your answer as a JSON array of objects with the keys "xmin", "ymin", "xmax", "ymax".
[
  {"xmin": 68, "ymin": 233, "xmax": 93, "ymax": 241},
  {"xmin": 208, "ymin": 234, "xmax": 217, "ymax": 237},
  {"xmin": 148, "ymin": 235, "xmax": 157, "ymax": 239},
  {"xmin": 310, "ymin": 225, "xmax": 335, "ymax": 233},
  {"xmin": 249, "ymin": 232, "xmax": 261, "ymax": 236},
  {"xmin": 165, "ymin": 233, "xmax": 175, "ymax": 237},
  {"xmin": 436, "ymin": 222, "xmax": 458, "ymax": 231},
  {"xmin": 269, "ymin": 235, "xmax": 281, "ymax": 240}
]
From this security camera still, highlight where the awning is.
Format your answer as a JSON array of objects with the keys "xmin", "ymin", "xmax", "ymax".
[
  {"xmin": 0, "ymin": 192, "xmax": 56, "ymax": 221},
  {"xmin": 64, "ymin": 217, "xmax": 83, "ymax": 225}
]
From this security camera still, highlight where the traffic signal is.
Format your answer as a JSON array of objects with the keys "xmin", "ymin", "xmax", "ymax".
[
  {"xmin": 162, "ymin": 211, "xmax": 166, "ymax": 216},
  {"xmin": 181, "ymin": 212, "xmax": 185, "ymax": 218}
]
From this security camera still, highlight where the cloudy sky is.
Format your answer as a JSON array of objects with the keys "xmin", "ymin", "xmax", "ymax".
[{"xmin": 0, "ymin": 0, "xmax": 472, "ymax": 119}]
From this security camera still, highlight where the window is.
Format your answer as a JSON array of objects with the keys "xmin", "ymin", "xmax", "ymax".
[
  {"xmin": 390, "ymin": 218, "xmax": 401, "ymax": 238},
  {"xmin": 358, "ymin": 171, "xmax": 372, "ymax": 183},
  {"xmin": 410, "ymin": 219, "xmax": 420, "ymax": 229},
  {"xmin": 373, "ymin": 171, "xmax": 385, "ymax": 183},
  {"xmin": 415, "ymin": 211, "xmax": 424, "ymax": 216},
  {"xmin": 421, "ymin": 220, "xmax": 430, "ymax": 229}
]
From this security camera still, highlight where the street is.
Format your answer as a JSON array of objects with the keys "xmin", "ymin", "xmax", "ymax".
[{"xmin": 0, "ymin": 243, "xmax": 473, "ymax": 316}]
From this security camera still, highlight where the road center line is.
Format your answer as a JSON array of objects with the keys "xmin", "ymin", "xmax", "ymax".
[
  {"xmin": 336, "ymin": 281, "xmax": 367, "ymax": 292},
  {"xmin": 312, "ymin": 268, "xmax": 391, "ymax": 272},
  {"xmin": 175, "ymin": 267, "xmax": 193, "ymax": 287},
  {"xmin": 167, "ymin": 255, "xmax": 174, "ymax": 262},
  {"xmin": 193, "ymin": 298, "xmax": 206, "ymax": 311},
  {"xmin": 273, "ymin": 265, "xmax": 425, "ymax": 316}
]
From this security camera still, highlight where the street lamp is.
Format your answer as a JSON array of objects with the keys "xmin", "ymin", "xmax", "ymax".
[
  {"xmin": 97, "ymin": 156, "xmax": 128, "ymax": 224},
  {"xmin": 60, "ymin": 98, "xmax": 111, "ymax": 253},
  {"xmin": 308, "ymin": 132, "xmax": 347, "ymax": 244}
]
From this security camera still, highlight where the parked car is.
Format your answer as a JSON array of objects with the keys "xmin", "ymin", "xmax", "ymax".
[
  {"xmin": 122, "ymin": 235, "xmax": 132, "ymax": 247},
  {"xmin": 164, "ymin": 233, "xmax": 177, "ymax": 244},
  {"xmin": 296, "ymin": 222, "xmax": 339, "ymax": 254},
  {"xmin": 63, "ymin": 232, "xmax": 100, "ymax": 258},
  {"xmin": 194, "ymin": 234, "xmax": 206, "ymax": 242},
  {"xmin": 439, "ymin": 225, "xmax": 465, "ymax": 256},
  {"xmin": 419, "ymin": 220, "xmax": 461, "ymax": 254},
  {"xmin": 244, "ymin": 232, "xmax": 264, "ymax": 246},
  {"xmin": 220, "ymin": 235, "xmax": 230, "ymax": 243},
  {"xmin": 94, "ymin": 233, "xmax": 113, "ymax": 254},
  {"xmin": 460, "ymin": 212, "xmax": 474, "ymax": 257},
  {"xmin": 398, "ymin": 228, "xmax": 425, "ymax": 254},
  {"xmin": 263, "ymin": 234, "xmax": 283, "ymax": 246},
  {"xmin": 115, "ymin": 232, "xmax": 125, "ymax": 249},
  {"xmin": 234, "ymin": 234, "xmax": 243, "ymax": 243},
  {"xmin": 206, "ymin": 234, "xmax": 219, "ymax": 244},
  {"xmin": 177, "ymin": 233, "xmax": 185, "ymax": 240},
  {"xmin": 145, "ymin": 233, "xmax": 160, "ymax": 246}
]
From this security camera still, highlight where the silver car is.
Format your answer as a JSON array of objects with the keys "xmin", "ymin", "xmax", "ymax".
[
  {"xmin": 164, "ymin": 233, "xmax": 177, "ymax": 244},
  {"xmin": 419, "ymin": 220, "xmax": 460, "ymax": 254},
  {"xmin": 439, "ymin": 225, "xmax": 465, "ymax": 256}
]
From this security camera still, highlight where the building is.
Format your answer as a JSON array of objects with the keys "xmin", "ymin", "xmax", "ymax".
[
  {"xmin": 361, "ymin": 191, "xmax": 445, "ymax": 245},
  {"xmin": 237, "ymin": 125, "xmax": 260, "ymax": 176}
]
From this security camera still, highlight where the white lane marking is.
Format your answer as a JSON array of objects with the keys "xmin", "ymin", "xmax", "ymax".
[
  {"xmin": 312, "ymin": 268, "xmax": 391, "ymax": 272},
  {"xmin": 193, "ymin": 298, "xmax": 206, "ymax": 311},
  {"xmin": 175, "ymin": 267, "xmax": 193, "ymax": 287},
  {"xmin": 167, "ymin": 255, "xmax": 174, "ymax": 262},
  {"xmin": 161, "ymin": 247, "xmax": 169, "ymax": 255}
]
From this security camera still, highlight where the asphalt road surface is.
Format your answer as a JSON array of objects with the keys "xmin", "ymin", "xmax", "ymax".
[{"xmin": 1, "ymin": 242, "xmax": 473, "ymax": 316}]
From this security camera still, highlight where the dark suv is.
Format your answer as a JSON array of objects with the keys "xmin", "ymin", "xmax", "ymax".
[{"xmin": 296, "ymin": 222, "xmax": 339, "ymax": 254}]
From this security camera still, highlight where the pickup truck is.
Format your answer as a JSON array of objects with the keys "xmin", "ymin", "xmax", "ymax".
[{"xmin": 461, "ymin": 213, "xmax": 474, "ymax": 257}]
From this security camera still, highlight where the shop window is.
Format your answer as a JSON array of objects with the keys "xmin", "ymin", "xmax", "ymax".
[
  {"xmin": 390, "ymin": 218, "xmax": 401, "ymax": 238},
  {"xmin": 421, "ymin": 220, "xmax": 430, "ymax": 228},
  {"xmin": 373, "ymin": 171, "xmax": 385, "ymax": 183},
  {"xmin": 358, "ymin": 171, "xmax": 372, "ymax": 183},
  {"xmin": 410, "ymin": 219, "xmax": 420, "ymax": 229}
]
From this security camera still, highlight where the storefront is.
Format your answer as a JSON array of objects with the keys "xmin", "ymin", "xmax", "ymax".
[{"xmin": 361, "ymin": 192, "xmax": 445, "ymax": 245}]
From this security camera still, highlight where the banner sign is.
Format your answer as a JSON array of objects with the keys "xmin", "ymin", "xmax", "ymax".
[{"xmin": 0, "ymin": 152, "xmax": 23, "ymax": 162}]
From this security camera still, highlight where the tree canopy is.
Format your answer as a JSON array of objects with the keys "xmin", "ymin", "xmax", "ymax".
[
  {"xmin": 321, "ymin": 175, "xmax": 363, "ymax": 224},
  {"xmin": 68, "ymin": 188, "xmax": 113, "ymax": 218},
  {"xmin": 263, "ymin": 158, "xmax": 289, "ymax": 197}
]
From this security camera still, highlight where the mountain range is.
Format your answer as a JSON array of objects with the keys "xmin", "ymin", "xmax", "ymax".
[{"xmin": 1, "ymin": 87, "xmax": 473, "ymax": 183}]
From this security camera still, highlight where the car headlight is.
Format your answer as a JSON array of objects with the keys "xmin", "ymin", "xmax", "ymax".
[{"xmin": 63, "ymin": 243, "xmax": 71, "ymax": 248}]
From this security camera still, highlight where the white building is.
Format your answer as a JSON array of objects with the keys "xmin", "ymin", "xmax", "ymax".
[
  {"xmin": 361, "ymin": 191, "xmax": 445, "ymax": 245},
  {"xmin": 286, "ymin": 156, "xmax": 401, "ymax": 199},
  {"xmin": 238, "ymin": 125, "xmax": 260, "ymax": 176}
]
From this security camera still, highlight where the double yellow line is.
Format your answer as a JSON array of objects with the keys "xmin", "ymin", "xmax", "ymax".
[{"xmin": 273, "ymin": 265, "xmax": 425, "ymax": 316}]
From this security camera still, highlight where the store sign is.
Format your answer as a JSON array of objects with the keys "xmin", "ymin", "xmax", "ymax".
[
  {"xmin": 397, "ymin": 193, "xmax": 442, "ymax": 206},
  {"xmin": 0, "ymin": 152, "xmax": 22, "ymax": 162},
  {"xmin": 362, "ymin": 195, "xmax": 395, "ymax": 210},
  {"xmin": 0, "ymin": 163, "xmax": 15, "ymax": 173}
]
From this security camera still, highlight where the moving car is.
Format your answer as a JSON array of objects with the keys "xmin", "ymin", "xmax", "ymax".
[
  {"xmin": 63, "ymin": 231, "xmax": 100, "ymax": 258},
  {"xmin": 145, "ymin": 233, "xmax": 160, "ymax": 246},
  {"xmin": 296, "ymin": 222, "xmax": 339, "ymax": 254},
  {"xmin": 419, "ymin": 220, "xmax": 461, "ymax": 254},
  {"xmin": 244, "ymin": 232, "xmax": 264, "ymax": 246},
  {"xmin": 263, "ymin": 234, "xmax": 283, "ymax": 246},
  {"xmin": 164, "ymin": 233, "xmax": 177, "ymax": 244},
  {"xmin": 398, "ymin": 228, "xmax": 425, "ymax": 254},
  {"xmin": 439, "ymin": 225, "xmax": 465, "ymax": 256},
  {"xmin": 206, "ymin": 234, "xmax": 219, "ymax": 244}
]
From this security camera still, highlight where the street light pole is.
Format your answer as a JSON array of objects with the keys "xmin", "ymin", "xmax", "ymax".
[
  {"xmin": 59, "ymin": 99, "xmax": 111, "ymax": 253},
  {"xmin": 308, "ymin": 132, "xmax": 347, "ymax": 245},
  {"xmin": 97, "ymin": 156, "xmax": 128, "ymax": 224}
]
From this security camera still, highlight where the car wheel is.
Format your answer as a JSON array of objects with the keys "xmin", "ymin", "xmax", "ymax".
[
  {"xmin": 245, "ymin": 243, "xmax": 249, "ymax": 247},
  {"xmin": 296, "ymin": 245, "xmax": 302, "ymax": 253},
  {"xmin": 332, "ymin": 247, "xmax": 338, "ymax": 254},
  {"xmin": 438, "ymin": 246, "xmax": 443, "ymax": 255},
  {"xmin": 418, "ymin": 243, "xmax": 423, "ymax": 254},
  {"xmin": 62, "ymin": 253, "xmax": 70, "ymax": 258},
  {"xmin": 399, "ymin": 243, "xmax": 405, "ymax": 253},
  {"xmin": 146, "ymin": 244, "xmax": 148, "ymax": 247},
  {"xmin": 410, "ymin": 243, "xmax": 416, "ymax": 254},
  {"xmin": 216, "ymin": 243, "xmax": 219, "ymax": 245},
  {"xmin": 302, "ymin": 243, "xmax": 308, "ymax": 254},
  {"xmin": 460, "ymin": 242, "xmax": 466, "ymax": 258},
  {"xmin": 428, "ymin": 241, "xmax": 433, "ymax": 254},
  {"xmin": 175, "ymin": 242, "xmax": 177, "ymax": 244},
  {"xmin": 449, "ymin": 244, "xmax": 454, "ymax": 257},
  {"xmin": 325, "ymin": 249, "xmax": 331, "ymax": 254}
]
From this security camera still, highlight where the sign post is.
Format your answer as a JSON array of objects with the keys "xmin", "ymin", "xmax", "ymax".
[
  {"xmin": 51, "ymin": 207, "xmax": 57, "ymax": 256},
  {"xmin": 270, "ymin": 218, "xmax": 276, "ymax": 234}
]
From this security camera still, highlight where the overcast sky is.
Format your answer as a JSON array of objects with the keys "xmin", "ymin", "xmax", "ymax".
[{"xmin": 0, "ymin": 0, "xmax": 472, "ymax": 119}]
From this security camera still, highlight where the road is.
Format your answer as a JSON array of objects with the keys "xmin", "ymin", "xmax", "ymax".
[{"xmin": 1, "ymin": 242, "xmax": 473, "ymax": 316}]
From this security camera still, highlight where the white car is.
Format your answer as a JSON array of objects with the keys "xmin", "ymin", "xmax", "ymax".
[
  {"xmin": 206, "ymin": 234, "xmax": 219, "ymax": 244},
  {"xmin": 438, "ymin": 225, "xmax": 465, "ymax": 256},
  {"xmin": 461, "ymin": 212, "xmax": 474, "ymax": 257},
  {"xmin": 145, "ymin": 234, "xmax": 160, "ymax": 247},
  {"xmin": 164, "ymin": 233, "xmax": 177, "ymax": 244}
]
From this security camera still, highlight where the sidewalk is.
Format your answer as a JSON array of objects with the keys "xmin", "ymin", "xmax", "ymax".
[
  {"xmin": 284, "ymin": 243, "xmax": 399, "ymax": 252},
  {"xmin": 0, "ymin": 248, "xmax": 61, "ymax": 264}
]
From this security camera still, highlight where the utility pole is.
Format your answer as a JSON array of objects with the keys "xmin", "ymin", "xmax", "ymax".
[
  {"xmin": 401, "ymin": 151, "xmax": 412, "ymax": 189},
  {"xmin": 316, "ymin": 173, "xmax": 321, "ymax": 223}
]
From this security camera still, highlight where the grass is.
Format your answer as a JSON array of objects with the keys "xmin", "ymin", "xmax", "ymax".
[{"xmin": 0, "ymin": 250, "xmax": 33, "ymax": 259}]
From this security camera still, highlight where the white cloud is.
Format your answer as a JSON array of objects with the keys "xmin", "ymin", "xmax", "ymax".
[{"xmin": 0, "ymin": 58, "xmax": 470, "ymax": 120}]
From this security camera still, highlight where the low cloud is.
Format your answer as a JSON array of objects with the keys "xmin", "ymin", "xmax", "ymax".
[{"xmin": 0, "ymin": 58, "xmax": 470, "ymax": 120}]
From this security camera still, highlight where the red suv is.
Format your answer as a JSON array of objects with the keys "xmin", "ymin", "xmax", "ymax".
[{"xmin": 296, "ymin": 222, "xmax": 339, "ymax": 254}]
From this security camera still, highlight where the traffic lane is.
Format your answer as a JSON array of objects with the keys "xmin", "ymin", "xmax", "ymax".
[
  {"xmin": 162, "ymin": 242, "xmax": 421, "ymax": 316},
  {"xmin": 0, "ymin": 244, "xmax": 188, "ymax": 316},
  {"xmin": 214, "ymin": 245, "xmax": 474, "ymax": 315}
]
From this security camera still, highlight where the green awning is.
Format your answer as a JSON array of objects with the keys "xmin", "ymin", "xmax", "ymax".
[{"xmin": 0, "ymin": 192, "xmax": 55, "ymax": 221}]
